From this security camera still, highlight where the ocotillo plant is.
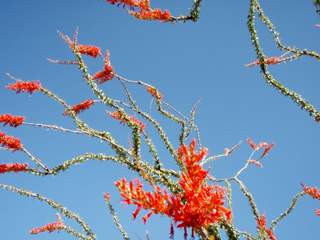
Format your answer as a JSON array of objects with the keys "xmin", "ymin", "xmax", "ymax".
[{"xmin": 0, "ymin": 1, "xmax": 319, "ymax": 240}]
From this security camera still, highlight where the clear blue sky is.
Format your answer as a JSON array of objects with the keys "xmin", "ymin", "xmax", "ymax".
[{"xmin": 0, "ymin": 1, "xmax": 319, "ymax": 239}]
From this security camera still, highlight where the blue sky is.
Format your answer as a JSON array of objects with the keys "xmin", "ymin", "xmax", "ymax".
[{"xmin": 0, "ymin": 1, "xmax": 319, "ymax": 239}]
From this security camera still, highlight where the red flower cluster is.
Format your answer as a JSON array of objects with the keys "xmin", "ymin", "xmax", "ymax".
[
  {"xmin": 70, "ymin": 43, "xmax": 101, "ymax": 58},
  {"xmin": 0, "ymin": 163, "xmax": 28, "ymax": 174},
  {"xmin": 130, "ymin": 8, "xmax": 171, "ymax": 21},
  {"xmin": 257, "ymin": 215, "xmax": 277, "ymax": 240},
  {"xmin": 0, "ymin": 132, "xmax": 22, "ymax": 151},
  {"xmin": 0, "ymin": 114, "xmax": 24, "ymax": 127},
  {"xmin": 109, "ymin": 111, "xmax": 145, "ymax": 131},
  {"xmin": 107, "ymin": 0, "xmax": 172, "ymax": 21},
  {"xmin": 245, "ymin": 56, "xmax": 285, "ymax": 67},
  {"xmin": 302, "ymin": 183, "xmax": 320, "ymax": 200},
  {"xmin": 6, "ymin": 81, "xmax": 41, "ymax": 94},
  {"xmin": 146, "ymin": 86, "xmax": 163, "ymax": 101},
  {"xmin": 104, "ymin": 192, "xmax": 111, "ymax": 201},
  {"xmin": 174, "ymin": 139, "xmax": 231, "ymax": 228},
  {"xmin": 115, "ymin": 140, "xmax": 231, "ymax": 232},
  {"xmin": 64, "ymin": 99, "xmax": 94, "ymax": 115},
  {"xmin": 60, "ymin": 32, "xmax": 101, "ymax": 58},
  {"xmin": 93, "ymin": 51, "xmax": 114, "ymax": 84},
  {"xmin": 247, "ymin": 138, "xmax": 274, "ymax": 159},
  {"xmin": 30, "ymin": 219, "xmax": 64, "ymax": 235}
]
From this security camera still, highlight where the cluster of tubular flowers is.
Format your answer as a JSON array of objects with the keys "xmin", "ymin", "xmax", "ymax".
[
  {"xmin": 115, "ymin": 139, "xmax": 231, "ymax": 232},
  {"xmin": 109, "ymin": 110, "xmax": 145, "ymax": 131},
  {"xmin": 0, "ymin": 132, "xmax": 22, "ymax": 151},
  {"xmin": 60, "ymin": 32, "xmax": 102, "ymax": 58},
  {"xmin": 0, "ymin": 114, "xmax": 24, "ymax": 127},
  {"xmin": 146, "ymin": 86, "xmax": 163, "ymax": 101},
  {"xmin": 107, "ymin": 0, "xmax": 172, "ymax": 21},
  {"xmin": 245, "ymin": 56, "xmax": 286, "ymax": 67},
  {"xmin": 30, "ymin": 218, "xmax": 65, "ymax": 235},
  {"xmin": 302, "ymin": 184, "xmax": 320, "ymax": 200},
  {"xmin": 246, "ymin": 138, "xmax": 274, "ymax": 167},
  {"xmin": 64, "ymin": 99, "xmax": 94, "ymax": 115},
  {"xmin": 256, "ymin": 215, "xmax": 277, "ymax": 240},
  {"xmin": 70, "ymin": 43, "xmax": 101, "ymax": 58},
  {"xmin": 6, "ymin": 80, "xmax": 41, "ymax": 94},
  {"xmin": 0, "ymin": 163, "xmax": 28, "ymax": 174},
  {"xmin": 93, "ymin": 51, "xmax": 115, "ymax": 84}
]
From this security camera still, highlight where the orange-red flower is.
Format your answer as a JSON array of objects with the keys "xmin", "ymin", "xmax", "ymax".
[
  {"xmin": 245, "ymin": 56, "xmax": 285, "ymax": 67},
  {"xmin": 247, "ymin": 159, "xmax": 263, "ymax": 168},
  {"xmin": 257, "ymin": 215, "xmax": 277, "ymax": 240},
  {"xmin": 30, "ymin": 218, "xmax": 64, "ymax": 235},
  {"xmin": 0, "ymin": 163, "xmax": 28, "ymax": 173},
  {"xmin": 6, "ymin": 81, "xmax": 41, "ymax": 94},
  {"xmin": 0, "ymin": 114, "xmax": 24, "ymax": 127},
  {"xmin": 115, "ymin": 140, "xmax": 231, "ymax": 232},
  {"xmin": 247, "ymin": 137, "xmax": 274, "ymax": 159},
  {"xmin": 60, "ymin": 32, "xmax": 101, "ymax": 58},
  {"xmin": 0, "ymin": 132, "xmax": 22, "ymax": 151},
  {"xmin": 316, "ymin": 209, "xmax": 320, "ymax": 216},
  {"xmin": 146, "ymin": 86, "xmax": 163, "ymax": 101},
  {"xmin": 107, "ymin": 0, "xmax": 172, "ymax": 22},
  {"xmin": 302, "ymin": 183, "xmax": 320, "ymax": 200},
  {"xmin": 130, "ymin": 9, "xmax": 172, "ymax": 21},
  {"xmin": 70, "ymin": 43, "xmax": 101, "ymax": 58},
  {"xmin": 109, "ymin": 111, "xmax": 145, "ymax": 131},
  {"xmin": 104, "ymin": 192, "xmax": 111, "ymax": 201},
  {"xmin": 93, "ymin": 51, "xmax": 115, "ymax": 83},
  {"xmin": 247, "ymin": 138, "xmax": 259, "ymax": 151},
  {"xmin": 260, "ymin": 143, "xmax": 274, "ymax": 158},
  {"xmin": 64, "ymin": 99, "xmax": 94, "ymax": 115}
]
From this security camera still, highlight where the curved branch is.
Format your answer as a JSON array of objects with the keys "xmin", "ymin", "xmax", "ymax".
[
  {"xmin": 270, "ymin": 191, "xmax": 305, "ymax": 230},
  {"xmin": 0, "ymin": 183, "xmax": 95, "ymax": 240}
]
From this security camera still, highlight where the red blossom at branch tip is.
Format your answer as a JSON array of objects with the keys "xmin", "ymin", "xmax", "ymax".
[
  {"xmin": 129, "ymin": 9, "xmax": 172, "ymax": 22},
  {"xmin": 245, "ymin": 56, "xmax": 285, "ymax": 67},
  {"xmin": 109, "ymin": 111, "xmax": 145, "ymax": 131},
  {"xmin": 301, "ymin": 183, "xmax": 320, "ymax": 200},
  {"xmin": 247, "ymin": 138, "xmax": 274, "ymax": 159},
  {"xmin": 64, "ymin": 99, "xmax": 94, "ymax": 115},
  {"xmin": 0, "ymin": 132, "xmax": 22, "ymax": 151},
  {"xmin": 146, "ymin": 86, "xmax": 163, "ymax": 101},
  {"xmin": 30, "ymin": 218, "xmax": 64, "ymax": 235},
  {"xmin": 93, "ymin": 51, "xmax": 115, "ymax": 84},
  {"xmin": 247, "ymin": 159, "xmax": 263, "ymax": 168},
  {"xmin": 0, "ymin": 114, "xmax": 24, "ymax": 127},
  {"xmin": 6, "ymin": 80, "xmax": 41, "ymax": 94},
  {"xmin": 104, "ymin": 192, "xmax": 111, "ymax": 201},
  {"xmin": 59, "ymin": 31, "xmax": 102, "ymax": 58},
  {"xmin": 247, "ymin": 138, "xmax": 259, "ymax": 151},
  {"xmin": 107, "ymin": 0, "xmax": 172, "ymax": 22},
  {"xmin": 259, "ymin": 143, "xmax": 274, "ymax": 159},
  {"xmin": 0, "ymin": 163, "xmax": 28, "ymax": 174},
  {"xmin": 71, "ymin": 43, "xmax": 102, "ymax": 58}
]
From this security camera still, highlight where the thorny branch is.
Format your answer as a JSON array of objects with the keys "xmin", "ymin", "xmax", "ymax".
[{"xmin": 1, "ymin": 1, "xmax": 319, "ymax": 239}]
